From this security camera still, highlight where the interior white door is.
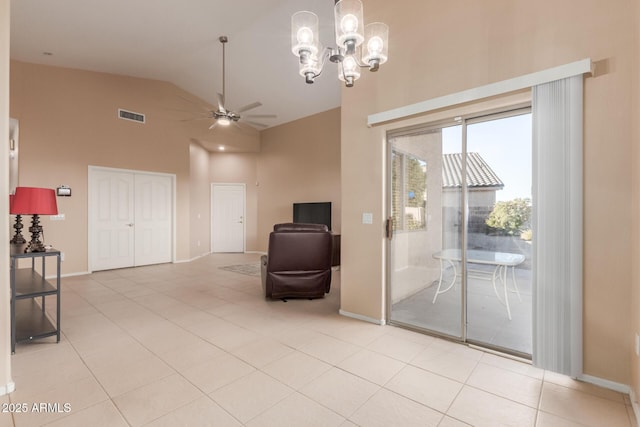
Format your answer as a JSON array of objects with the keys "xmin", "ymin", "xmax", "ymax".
[
  {"xmin": 134, "ymin": 174, "xmax": 172, "ymax": 266},
  {"xmin": 91, "ymin": 167, "xmax": 174, "ymax": 271},
  {"xmin": 211, "ymin": 184, "xmax": 245, "ymax": 253},
  {"xmin": 91, "ymin": 169, "xmax": 135, "ymax": 270}
]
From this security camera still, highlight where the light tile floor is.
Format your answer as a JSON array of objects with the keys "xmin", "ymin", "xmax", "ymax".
[{"xmin": 2, "ymin": 253, "xmax": 637, "ymax": 427}]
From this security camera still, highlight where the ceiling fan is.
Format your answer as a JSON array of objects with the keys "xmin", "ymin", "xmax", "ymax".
[{"xmin": 208, "ymin": 36, "xmax": 276, "ymax": 130}]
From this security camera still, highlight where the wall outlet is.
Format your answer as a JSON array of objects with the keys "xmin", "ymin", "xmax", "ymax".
[
  {"xmin": 61, "ymin": 252, "xmax": 65, "ymax": 262},
  {"xmin": 635, "ymin": 333, "xmax": 639, "ymax": 357},
  {"xmin": 50, "ymin": 213, "xmax": 65, "ymax": 221}
]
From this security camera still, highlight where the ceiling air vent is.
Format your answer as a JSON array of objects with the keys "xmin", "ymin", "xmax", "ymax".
[{"xmin": 118, "ymin": 108, "xmax": 145, "ymax": 124}]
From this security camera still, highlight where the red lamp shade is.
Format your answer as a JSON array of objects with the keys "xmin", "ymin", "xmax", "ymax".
[
  {"xmin": 9, "ymin": 194, "xmax": 14, "ymax": 211},
  {"xmin": 10, "ymin": 187, "xmax": 58, "ymax": 215}
]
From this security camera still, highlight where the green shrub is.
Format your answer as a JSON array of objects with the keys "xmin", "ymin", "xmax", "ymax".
[{"xmin": 485, "ymin": 198, "xmax": 531, "ymax": 236}]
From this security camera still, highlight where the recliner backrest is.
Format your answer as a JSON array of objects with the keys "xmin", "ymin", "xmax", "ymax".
[
  {"xmin": 263, "ymin": 222, "xmax": 332, "ymax": 299},
  {"xmin": 273, "ymin": 222, "xmax": 328, "ymax": 233}
]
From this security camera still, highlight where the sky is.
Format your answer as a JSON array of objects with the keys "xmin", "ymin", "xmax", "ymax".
[{"xmin": 442, "ymin": 113, "xmax": 532, "ymax": 202}]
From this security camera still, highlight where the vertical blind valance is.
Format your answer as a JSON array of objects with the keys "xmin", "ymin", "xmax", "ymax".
[{"xmin": 368, "ymin": 59, "xmax": 592, "ymax": 127}]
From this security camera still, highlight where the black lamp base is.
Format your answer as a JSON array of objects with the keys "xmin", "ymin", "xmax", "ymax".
[
  {"xmin": 10, "ymin": 214, "xmax": 27, "ymax": 244},
  {"xmin": 24, "ymin": 215, "xmax": 46, "ymax": 253},
  {"xmin": 25, "ymin": 240, "xmax": 46, "ymax": 253}
]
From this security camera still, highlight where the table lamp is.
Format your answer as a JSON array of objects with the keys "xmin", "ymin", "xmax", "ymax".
[
  {"xmin": 10, "ymin": 187, "xmax": 58, "ymax": 252},
  {"xmin": 9, "ymin": 194, "xmax": 27, "ymax": 244}
]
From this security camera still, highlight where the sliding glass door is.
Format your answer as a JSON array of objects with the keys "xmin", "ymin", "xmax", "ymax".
[
  {"xmin": 388, "ymin": 124, "xmax": 463, "ymax": 338},
  {"xmin": 387, "ymin": 109, "xmax": 533, "ymax": 356},
  {"xmin": 464, "ymin": 112, "xmax": 532, "ymax": 355}
]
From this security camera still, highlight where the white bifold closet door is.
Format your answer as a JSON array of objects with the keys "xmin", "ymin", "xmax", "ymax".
[{"xmin": 91, "ymin": 168, "xmax": 173, "ymax": 271}]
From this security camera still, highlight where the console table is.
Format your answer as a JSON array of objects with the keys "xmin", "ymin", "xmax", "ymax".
[{"xmin": 10, "ymin": 245, "xmax": 61, "ymax": 353}]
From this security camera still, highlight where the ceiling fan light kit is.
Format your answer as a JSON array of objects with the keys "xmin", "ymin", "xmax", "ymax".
[{"xmin": 291, "ymin": 0, "xmax": 389, "ymax": 87}]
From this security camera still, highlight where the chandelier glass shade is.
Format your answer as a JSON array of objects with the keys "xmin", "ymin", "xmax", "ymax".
[{"xmin": 291, "ymin": 0, "xmax": 389, "ymax": 87}]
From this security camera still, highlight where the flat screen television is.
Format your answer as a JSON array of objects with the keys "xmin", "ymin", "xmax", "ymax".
[{"xmin": 293, "ymin": 202, "xmax": 332, "ymax": 231}]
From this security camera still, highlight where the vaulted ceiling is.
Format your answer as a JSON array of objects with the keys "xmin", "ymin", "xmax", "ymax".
[{"xmin": 10, "ymin": 0, "xmax": 342, "ymax": 130}]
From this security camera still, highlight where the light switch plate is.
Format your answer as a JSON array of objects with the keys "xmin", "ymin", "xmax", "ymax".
[
  {"xmin": 362, "ymin": 213, "xmax": 373, "ymax": 224},
  {"xmin": 50, "ymin": 213, "xmax": 65, "ymax": 221}
]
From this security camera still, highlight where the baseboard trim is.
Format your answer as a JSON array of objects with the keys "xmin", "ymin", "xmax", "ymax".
[
  {"xmin": 175, "ymin": 252, "xmax": 211, "ymax": 263},
  {"xmin": 0, "ymin": 382, "xmax": 15, "ymax": 396},
  {"xmin": 61, "ymin": 271, "xmax": 90, "ymax": 278},
  {"xmin": 339, "ymin": 309, "xmax": 386, "ymax": 325},
  {"xmin": 245, "ymin": 251, "xmax": 267, "ymax": 255},
  {"xmin": 45, "ymin": 271, "xmax": 90, "ymax": 280},
  {"xmin": 578, "ymin": 374, "xmax": 630, "ymax": 394}
]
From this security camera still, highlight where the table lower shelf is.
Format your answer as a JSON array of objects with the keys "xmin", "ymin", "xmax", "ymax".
[{"xmin": 14, "ymin": 299, "xmax": 59, "ymax": 348}]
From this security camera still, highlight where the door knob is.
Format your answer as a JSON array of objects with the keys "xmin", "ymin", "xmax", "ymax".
[{"xmin": 126, "ymin": 223, "xmax": 134, "ymax": 227}]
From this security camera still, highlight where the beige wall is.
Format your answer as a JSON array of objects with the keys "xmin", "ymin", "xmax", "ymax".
[
  {"xmin": 189, "ymin": 142, "xmax": 211, "ymax": 258},
  {"xmin": 209, "ymin": 152, "xmax": 259, "ymax": 251},
  {"xmin": 8, "ymin": 62, "xmax": 341, "ymax": 266},
  {"xmin": 631, "ymin": 0, "xmax": 640, "ymax": 401},
  {"xmin": 208, "ymin": 108, "xmax": 341, "ymax": 253},
  {"xmin": 257, "ymin": 108, "xmax": 341, "ymax": 251},
  {"xmin": 1, "ymin": 0, "xmax": 13, "ymax": 394},
  {"xmin": 341, "ymin": 0, "xmax": 634, "ymax": 385},
  {"xmin": 9, "ymin": 61, "xmax": 208, "ymax": 273}
]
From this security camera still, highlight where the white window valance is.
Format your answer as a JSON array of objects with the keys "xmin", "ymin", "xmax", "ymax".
[{"xmin": 367, "ymin": 59, "xmax": 592, "ymax": 127}]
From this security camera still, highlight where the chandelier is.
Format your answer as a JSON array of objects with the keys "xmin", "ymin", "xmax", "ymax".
[{"xmin": 291, "ymin": 0, "xmax": 389, "ymax": 88}]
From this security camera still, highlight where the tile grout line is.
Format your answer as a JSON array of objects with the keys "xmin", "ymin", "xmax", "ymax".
[{"xmin": 77, "ymin": 272, "xmax": 251, "ymax": 426}]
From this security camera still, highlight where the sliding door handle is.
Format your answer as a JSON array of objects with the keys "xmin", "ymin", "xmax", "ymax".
[{"xmin": 386, "ymin": 217, "xmax": 394, "ymax": 240}]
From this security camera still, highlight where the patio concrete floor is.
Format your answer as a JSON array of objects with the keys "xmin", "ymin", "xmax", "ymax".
[{"xmin": 390, "ymin": 265, "xmax": 532, "ymax": 355}]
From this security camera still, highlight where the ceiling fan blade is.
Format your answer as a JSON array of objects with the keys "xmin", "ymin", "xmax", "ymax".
[
  {"xmin": 178, "ymin": 111, "xmax": 213, "ymax": 121},
  {"xmin": 245, "ymin": 114, "xmax": 277, "ymax": 119},
  {"xmin": 234, "ymin": 121, "xmax": 263, "ymax": 134},
  {"xmin": 208, "ymin": 121, "xmax": 218, "ymax": 130},
  {"xmin": 166, "ymin": 107, "xmax": 206, "ymax": 114},
  {"xmin": 217, "ymin": 93, "xmax": 225, "ymax": 112},
  {"xmin": 236, "ymin": 101, "xmax": 262, "ymax": 113},
  {"xmin": 245, "ymin": 120, "xmax": 269, "ymax": 128},
  {"xmin": 179, "ymin": 116, "xmax": 213, "ymax": 122},
  {"xmin": 175, "ymin": 94, "xmax": 211, "ymax": 112}
]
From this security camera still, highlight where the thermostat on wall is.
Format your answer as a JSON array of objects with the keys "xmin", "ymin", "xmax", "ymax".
[{"xmin": 56, "ymin": 185, "xmax": 71, "ymax": 197}]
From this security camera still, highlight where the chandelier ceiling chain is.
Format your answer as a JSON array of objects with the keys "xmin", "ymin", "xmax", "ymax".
[{"xmin": 291, "ymin": 0, "xmax": 389, "ymax": 88}]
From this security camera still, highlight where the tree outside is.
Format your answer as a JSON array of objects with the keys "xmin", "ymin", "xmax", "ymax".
[{"xmin": 485, "ymin": 198, "xmax": 531, "ymax": 236}]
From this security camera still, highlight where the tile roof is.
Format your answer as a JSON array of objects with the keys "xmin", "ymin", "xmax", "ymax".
[{"xmin": 442, "ymin": 152, "xmax": 504, "ymax": 189}]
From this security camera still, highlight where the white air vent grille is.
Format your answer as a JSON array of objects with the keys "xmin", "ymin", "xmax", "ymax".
[{"xmin": 118, "ymin": 108, "xmax": 145, "ymax": 123}]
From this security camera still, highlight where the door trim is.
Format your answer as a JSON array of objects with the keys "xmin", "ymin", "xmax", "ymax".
[
  {"xmin": 210, "ymin": 183, "xmax": 246, "ymax": 253},
  {"xmin": 88, "ymin": 165, "xmax": 177, "ymax": 273}
]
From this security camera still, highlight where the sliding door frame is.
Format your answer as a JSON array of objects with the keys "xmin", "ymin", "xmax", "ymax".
[{"xmin": 385, "ymin": 104, "xmax": 532, "ymax": 355}]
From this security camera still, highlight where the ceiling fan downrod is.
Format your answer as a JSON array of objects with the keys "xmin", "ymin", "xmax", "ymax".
[{"xmin": 219, "ymin": 36, "xmax": 227, "ymax": 108}]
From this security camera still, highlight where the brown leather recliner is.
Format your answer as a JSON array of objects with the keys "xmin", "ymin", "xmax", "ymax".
[{"xmin": 261, "ymin": 223, "xmax": 332, "ymax": 299}]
